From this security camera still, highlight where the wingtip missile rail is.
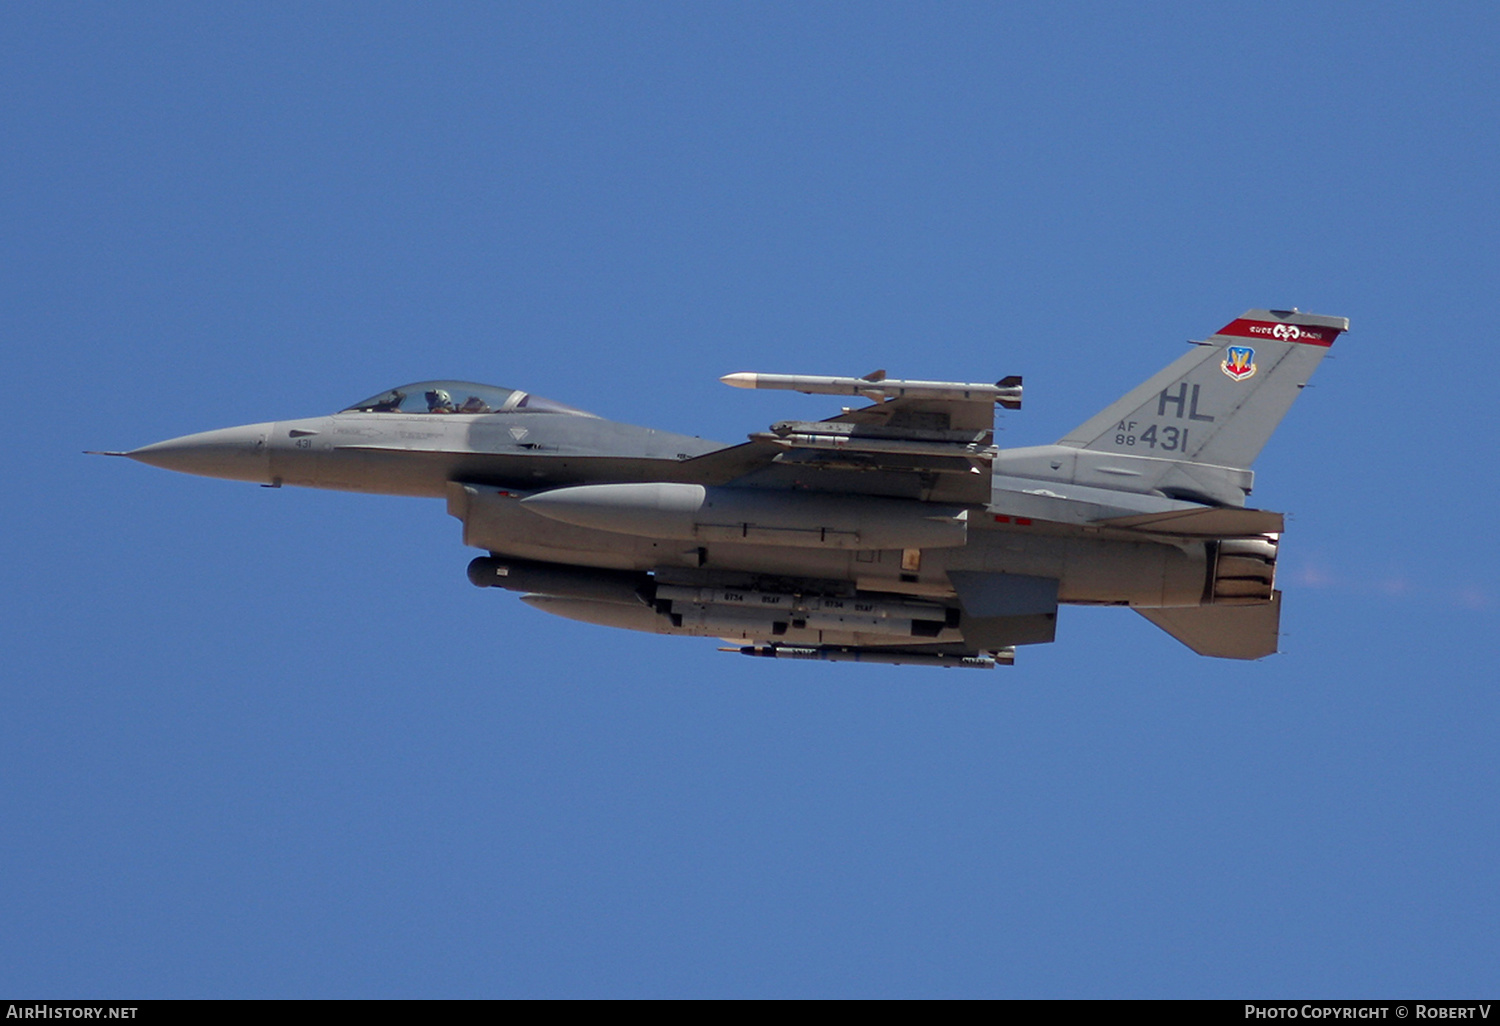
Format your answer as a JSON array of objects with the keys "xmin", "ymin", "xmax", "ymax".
[{"xmin": 720, "ymin": 372, "xmax": 1022, "ymax": 409}]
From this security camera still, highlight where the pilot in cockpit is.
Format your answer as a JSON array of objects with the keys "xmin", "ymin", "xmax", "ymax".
[{"xmin": 341, "ymin": 381, "xmax": 596, "ymax": 418}]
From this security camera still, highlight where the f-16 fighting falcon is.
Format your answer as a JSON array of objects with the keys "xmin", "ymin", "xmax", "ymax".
[{"xmin": 101, "ymin": 309, "xmax": 1347, "ymax": 668}]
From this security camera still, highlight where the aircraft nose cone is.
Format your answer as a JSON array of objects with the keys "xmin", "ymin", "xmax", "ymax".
[{"xmin": 127, "ymin": 423, "xmax": 274, "ymax": 483}]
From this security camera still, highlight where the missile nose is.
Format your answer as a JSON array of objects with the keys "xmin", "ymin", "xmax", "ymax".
[
  {"xmin": 126, "ymin": 423, "xmax": 275, "ymax": 483},
  {"xmin": 719, "ymin": 373, "xmax": 758, "ymax": 389}
]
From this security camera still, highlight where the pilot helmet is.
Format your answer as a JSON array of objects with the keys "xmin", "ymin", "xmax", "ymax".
[{"xmin": 426, "ymin": 388, "xmax": 453, "ymax": 410}]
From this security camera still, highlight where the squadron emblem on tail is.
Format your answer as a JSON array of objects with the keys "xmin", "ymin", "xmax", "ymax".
[{"xmin": 1222, "ymin": 345, "xmax": 1257, "ymax": 381}]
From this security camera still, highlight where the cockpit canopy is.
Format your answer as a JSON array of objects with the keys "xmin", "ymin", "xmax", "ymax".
[{"xmin": 340, "ymin": 380, "xmax": 596, "ymax": 417}]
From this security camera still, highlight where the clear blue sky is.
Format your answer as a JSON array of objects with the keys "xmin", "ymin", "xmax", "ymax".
[{"xmin": 4, "ymin": 2, "xmax": 1497, "ymax": 998}]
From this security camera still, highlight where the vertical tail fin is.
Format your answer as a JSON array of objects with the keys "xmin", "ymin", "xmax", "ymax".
[{"xmin": 1059, "ymin": 309, "xmax": 1348, "ymax": 470}]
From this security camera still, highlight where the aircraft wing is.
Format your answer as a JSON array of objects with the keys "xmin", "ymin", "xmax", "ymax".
[
  {"xmin": 687, "ymin": 371, "xmax": 1022, "ymax": 503},
  {"xmin": 673, "ymin": 437, "xmax": 786, "ymax": 484}
]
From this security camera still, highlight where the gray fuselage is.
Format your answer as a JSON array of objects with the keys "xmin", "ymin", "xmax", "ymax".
[{"xmin": 127, "ymin": 404, "xmax": 1209, "ymax": 612}]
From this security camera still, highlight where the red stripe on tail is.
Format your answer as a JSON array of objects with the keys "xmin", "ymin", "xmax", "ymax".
[{"xmin": 1214, "ymin": 318, "xmax": 1341, "ymax": 347}]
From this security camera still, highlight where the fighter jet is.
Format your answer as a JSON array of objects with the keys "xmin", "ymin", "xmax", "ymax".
[{"xmin": 103, "ymin": 308, "xmax": 1346, "ymax": 668}]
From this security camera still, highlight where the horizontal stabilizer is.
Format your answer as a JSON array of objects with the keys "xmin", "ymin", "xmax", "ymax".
[
  {"xmin": 1136, "ymin": 592, "xmax": 1281, "ymax": 660},
  {"xmin": 1098, "ymin": 506, "xmax": 1283, "ymax": 537}
]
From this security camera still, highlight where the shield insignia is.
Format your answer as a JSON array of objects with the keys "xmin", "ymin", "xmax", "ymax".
[{"xmin": 1222, "ymin": 345, "xmax": 1257, "ymax": 381}]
